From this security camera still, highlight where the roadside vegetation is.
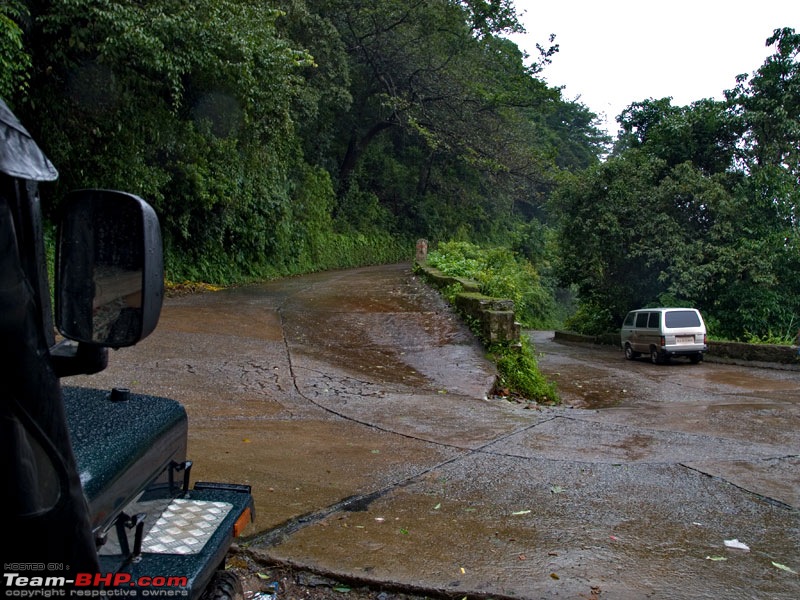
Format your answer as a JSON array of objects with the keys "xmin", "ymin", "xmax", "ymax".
[
  {"xmin": 426, "ymin": 240, "xmax": 560, "ymax": 329},
  {"xmin": 488, "ymin": 337, "xmax": 559, "ymax": 404},
  {"xmin": 3, "ymin": 3, "xmax": 798, "ymax": 344},
  {"xmin": 425, "ymin": 241, "xmax": 559, "ymax": 403}
]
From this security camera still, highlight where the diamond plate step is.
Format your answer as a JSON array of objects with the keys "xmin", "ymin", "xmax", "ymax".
[{"xmin": 142, "ymin": 499, "xmax": 233, "ymax": 555}]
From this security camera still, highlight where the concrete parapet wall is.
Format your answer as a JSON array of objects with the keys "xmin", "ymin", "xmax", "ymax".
[
  {"xmin": 415, "ymin": 264, "xmax": 480, "ymax": 293},
  {"xmin": 708, "ymin": 339, "xmax": 798, "ymax": 364},
  {"xmin": 415, "ymin": 263, "xmax": 520, "ymax": 344},
  {"xmin": 553, "ymin": 330, "xmax": 799, "ymax": 366}
]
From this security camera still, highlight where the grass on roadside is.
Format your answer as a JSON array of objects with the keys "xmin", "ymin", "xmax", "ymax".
[
  {"xmin": 418, "ymin": 240, "xmax": 560, "ymax": 404},
  {"xmin": 488, "ymin": 337, "xmax": 559, "ymax": 405}
]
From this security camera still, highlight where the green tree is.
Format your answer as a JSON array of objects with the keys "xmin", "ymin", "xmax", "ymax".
[
  {"xmin": 17, "ymin": 0, "xmax": 320, "ymax": 280},
  {"xmin": 717, "ymin": 27, "xmax": 800, "ymax": 338},
  {"xmin": 553, "ymin": 150, "xmax": 670, "ymax": 327},
  {"xmin": 302, "ymin": 0, "xmax": 603, "ymax": 240},
  {"xmin": 0, "ymin": 1, "xmax": 30, "ymax": 99},
  {"xmin": 615, "ymin": 97, "xmax": 743, "ymax": 174},
  {"xmin": 554, "ymin": 27, "xmax": 800, "ymax": 339},
  {"xmin": 8, "ymin": 0, "xmax": 606, "ymax": 286},
  {"xmin": 311, "ymin": 0, "xmax": 534, "ymax": 187},
  {"xmin": 727, "ymin": 27, "xmax": 800, "ymax": 172}
]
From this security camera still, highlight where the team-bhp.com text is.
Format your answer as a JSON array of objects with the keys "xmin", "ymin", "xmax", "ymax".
[{"xmin": 4, "ymin": 572, "xmax": 189, "ymax": 597}]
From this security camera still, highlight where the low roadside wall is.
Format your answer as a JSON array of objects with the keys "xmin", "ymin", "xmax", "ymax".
[
  {"xmin": 553, "ymin": 330, "xmax": 800, "ymax": 366},
  {"xmin": 414, "ymin": 263, "xmax": 520, "ymax": 344}
]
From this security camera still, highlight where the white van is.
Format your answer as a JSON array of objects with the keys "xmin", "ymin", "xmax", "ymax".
[{"xmin": 620, "ymin": 308, "xmax": 707, "ymax": 364}]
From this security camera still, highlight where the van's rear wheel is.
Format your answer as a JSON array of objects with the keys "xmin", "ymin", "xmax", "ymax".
[
  {"xmin": 650, "ymin": 348, "xmax": 662, "ymax": 364},
  {"xmin": 624, "ymin": 344, "xmax": 639, "ymax": 360},
  {"xmin": 690, "ymin": 353, "xmax": 702, "ymax": 364}
]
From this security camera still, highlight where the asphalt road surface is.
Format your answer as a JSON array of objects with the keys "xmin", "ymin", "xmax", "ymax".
[{"xmin": 68, "ymin": 263, "xmax": 800, "ymax": 599}]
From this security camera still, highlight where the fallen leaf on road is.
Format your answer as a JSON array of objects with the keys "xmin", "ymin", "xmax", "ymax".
[
  {"xmin": 705, "ymin": 556, "xmax": 727, "ymax": 562},
  {"xmin": 511, "ymin": 510, "xmax": 531, "ymax": 516},
  {"xmin": 772, "ymin": 562, "xmax": 797, "ymax": 574}
]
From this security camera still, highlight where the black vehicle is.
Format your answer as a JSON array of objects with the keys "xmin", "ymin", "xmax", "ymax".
[{"xmin": 1, "ymin": 98, "xmax": 253, "ymax": 598}]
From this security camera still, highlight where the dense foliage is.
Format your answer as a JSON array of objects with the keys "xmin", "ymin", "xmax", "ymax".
[
  {"xmin": 552, "ymin": 28, "xmax": 800, "ymax": 341},
  {"xmin": 489, "ymin": 337, "xmax": 558, "ymax": 404},
  {"xmin": 426, "ymin": 240, "xmax": 559, "ymax": 328},
  {"xmin": 0, "ymin": 1, "xmax": 30, "ymax": 98},
  {"xmin": 3, "ymin": 0, "xmax": 604, "ymax": 284}
]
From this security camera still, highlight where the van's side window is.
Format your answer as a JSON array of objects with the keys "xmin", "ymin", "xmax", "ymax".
[
  {"xmin": 623, "ymin": 313, "xmax": 635, "ymax": 327},
  {"xmin": 648, "ymin": 312, "xmax": 660, "ymax": 328},
  {"xmin": 635, "ymin": 313, "xmax": 649, "ymax": 327}
]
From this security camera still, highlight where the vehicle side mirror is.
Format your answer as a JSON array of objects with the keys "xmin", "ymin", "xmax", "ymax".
[{"xmin": 56, "ymin": 190, "xmax": 164, "ymax": 348}]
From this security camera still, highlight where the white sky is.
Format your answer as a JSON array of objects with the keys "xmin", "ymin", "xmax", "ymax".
[{"xmin": 509, "ymin": 0, "xmax": 800, "ymax": 135}]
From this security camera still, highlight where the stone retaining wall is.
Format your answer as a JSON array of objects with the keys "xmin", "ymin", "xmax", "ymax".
[
  {"xmin": 553, "ymin": 330, "xmax": 799, "ymax": 365},
  {"xmin": 415, "ymin": 263, "xmax": 520, "ymax": 344}
]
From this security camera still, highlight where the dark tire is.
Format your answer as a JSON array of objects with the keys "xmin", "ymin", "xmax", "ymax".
[
  {"xmin": 650, "ymin": 348, "xmax": 661, "ymax": 365},
  {"xmin": 200, "ymin": 571, "xmax": 244, "ymax": 600},
  {"xmin": 690, "ymin": 353, "xmax": 702, "ymax": 364},
  {"xmin": 624, "ymin": 344, "xmax": 638, "ymax": 360}
]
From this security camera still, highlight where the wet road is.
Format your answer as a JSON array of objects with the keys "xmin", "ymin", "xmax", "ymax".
[
  {"xmin": 68, "ymin": 264, "xmax": 800, "ymax": 599},
  {"xmin": 533, "ymin": 332, "xmax": 800, "ymax": 509}
]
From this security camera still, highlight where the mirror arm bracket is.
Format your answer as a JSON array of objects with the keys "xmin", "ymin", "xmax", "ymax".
[{"xmin": 50, "ymin": 340, "xmax": 108, "ymax": 378}]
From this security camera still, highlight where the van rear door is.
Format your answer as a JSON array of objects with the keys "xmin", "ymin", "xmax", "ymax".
[{"xmin": 663, "ymin": 309, "xmax": 706, "ymax": 349}]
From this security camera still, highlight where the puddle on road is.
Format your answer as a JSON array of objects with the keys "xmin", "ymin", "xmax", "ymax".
[
  {"xmin": 573, "ymin": 388, "xmax": 624, "ymax": 409},
  {"xmin": 697, "ymin": 369, "xmax": 799, "ymax": 391},
  {"xmin": 545, "ymin": 369, "xmax": 627, "ymax": 409}
]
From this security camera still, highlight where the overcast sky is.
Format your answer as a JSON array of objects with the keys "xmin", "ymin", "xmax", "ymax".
[{"xmin": 509, "ymin": 0, "xmax": 800, "ymax": 134}]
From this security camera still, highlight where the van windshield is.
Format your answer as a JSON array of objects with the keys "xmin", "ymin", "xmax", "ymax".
[{"xmin": 665, "ymin": 310, "xmax": 701, "ymax": 328}]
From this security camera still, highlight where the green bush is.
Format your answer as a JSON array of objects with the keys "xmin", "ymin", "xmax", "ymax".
[
  {"xmin": 563, "ymin": 301, "xmax": 615, "ymax": 335},
  {"xmin": 489, "ymin": 339, "xmax": 559, "ymax": 404},
  {"xmin": 426, "ymin": 241, "xmax": 556, "ymax": 328}
]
